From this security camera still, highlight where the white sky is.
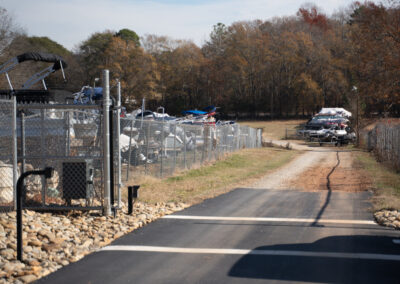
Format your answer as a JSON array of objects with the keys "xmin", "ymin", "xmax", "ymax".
[{"xmin": 1, "ymin": 0, "xmax": 359, "ymax": 51}]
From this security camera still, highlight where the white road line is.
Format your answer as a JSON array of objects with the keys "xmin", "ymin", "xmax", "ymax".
[
  {"xmin": 101, "ymin": 245, "xmax": 400, "ymax": 261},
  {"xmin": 162, "ymin": 215, "xmax": 376, "ymax": 225}
]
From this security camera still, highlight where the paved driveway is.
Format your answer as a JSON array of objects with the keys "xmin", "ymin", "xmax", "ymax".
[{"xmin": 36, "ymin": 187, "xmax": 400, "ymax": 284}]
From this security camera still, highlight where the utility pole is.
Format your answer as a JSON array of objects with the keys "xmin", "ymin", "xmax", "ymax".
[{"xmin": 353, "ymin": 86, "xmax": 360, "ymax": 146}]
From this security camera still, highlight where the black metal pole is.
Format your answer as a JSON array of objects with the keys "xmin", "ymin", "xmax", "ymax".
[
  {"xmin": 16, "ymin": 167, "xmax": 53, "ymax": 262},
  {"xmin": 20, "ymin": 111, "xmax": 25, "ymax": 175},
  {"xmin": 128, "ymin": 186, "xmax": 133, "ymax": 215},
  {"xmin": 127, "ymin": 185, "xmax": 139, "ymax": 215},
  {"xmin": 16, "ymin": 174, "xmax": 24, "ymax": 261}
]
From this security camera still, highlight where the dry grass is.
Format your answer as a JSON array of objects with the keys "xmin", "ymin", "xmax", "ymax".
[
  {"xmin": 123, "ymin": 147, "xmax": 298, "ymax": 205},
  {"xmin": 240, "ymin": 120, "xmax": 307, "ymax": 140},
  {"xmin": 354, "ymin": 151, "xmax": 400, "ymax": 210}
]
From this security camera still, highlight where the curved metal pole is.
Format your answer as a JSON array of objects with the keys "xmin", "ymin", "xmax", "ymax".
[{"xmin": 17, "ymin": 167, "xmax": 53, "ymax": 261}]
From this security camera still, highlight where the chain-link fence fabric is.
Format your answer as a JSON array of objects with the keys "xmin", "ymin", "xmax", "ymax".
[
  {"xmin": 17, "ymin": 106, "xmax": 104, "ymax": 210},
  {"xmin": 360, "ymin": 123, "xmax": 400, "ymax": 170},
  {"xmin": 0, "ymin": 99, "xmax": 16, "ymax": 212},
  {"xmin": 120, "ymin": 118, "xmax": 262, "ymax": 182}
]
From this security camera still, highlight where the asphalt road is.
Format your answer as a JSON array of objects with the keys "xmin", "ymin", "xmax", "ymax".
[{"xmin": 36, "ymin": 187, "xmax": 400, "ymax": 284}]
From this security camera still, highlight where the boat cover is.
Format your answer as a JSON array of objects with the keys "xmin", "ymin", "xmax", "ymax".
[
  {"xmin": 318, "ymin": 108, "xmax": 352, "ymax": 117},
  {"xmin": 16, "ymin": 52, "xmax": 68, "ymax": 70},
  {"xmin": 182, "ymin": 110, "xmax": 207, "ymax": 116}
]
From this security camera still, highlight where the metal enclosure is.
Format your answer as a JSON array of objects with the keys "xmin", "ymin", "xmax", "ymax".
[{"xmin": 62, "ymin": 159, "xmax": 94, "ymax": 202}]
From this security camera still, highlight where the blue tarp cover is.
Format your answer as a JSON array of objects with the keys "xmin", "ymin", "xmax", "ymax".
[{"xmin": 182, "ymin": 110, "xmax": 207, "ymax": 116}]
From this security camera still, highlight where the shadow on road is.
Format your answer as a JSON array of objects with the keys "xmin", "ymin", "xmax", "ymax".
[{"xmin": 228, "ymin": 235, "xmax": 400, "ymax": 283}]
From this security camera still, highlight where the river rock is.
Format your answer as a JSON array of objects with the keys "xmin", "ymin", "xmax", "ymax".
[
  {"xmin": 0, "ymin": 248, "xmax": 15, "ymax": 259},
  {"xmin": 0, "ymin": 162, "xmax": 14, "ymax": 203},
  {"xmin": 3, "ymin": 261, "xmax": 25, "ymax": 273},
  {"xmin": 28, "ymin": 239, "xmax": 42, "ymax": 247},
  {"xmin": 0, "ymin": 201, "xmax": 190, "ymax": 283},
  {"xmin": 18, "ymin": 274, "xmax": 37, "ymax": 283}
]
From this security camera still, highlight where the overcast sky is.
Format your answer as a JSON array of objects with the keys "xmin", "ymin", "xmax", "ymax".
[{"xmin": 1, "ymin": 0, "xmax": 358, "ymax": 51}]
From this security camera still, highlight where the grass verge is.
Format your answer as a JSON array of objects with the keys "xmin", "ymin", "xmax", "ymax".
[
  {"xmin": 354, "ymin": 151, "xmax": 400, "ymax": 211},
  {"xmin": 125, "ymin": 147, "xmax": 298, "ymax": 205}
]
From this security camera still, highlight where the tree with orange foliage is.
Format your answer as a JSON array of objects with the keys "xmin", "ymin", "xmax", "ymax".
[
  {"xmin": 349, "ymin": 1, "xmax": 400, "ymax": 115},
  {"xmin": 297, "ymin": 4, "xmax": 330, "ymax": 31},
  {"xmin": 102, "ymin": 36, "xmax": 159, "ymax": 109}
]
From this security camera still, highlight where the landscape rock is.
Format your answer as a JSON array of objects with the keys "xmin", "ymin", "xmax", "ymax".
[
  {"xmin": 374, "ymin": 210, "xmax": 400, "ymax": 229},
  {"xmin": 0, "ymin": 201, "xmax": 189, "ymax": 283},
  {"xmin": 0, "ymin": 162, "xmax": 15, "ymax": 203},
  {"xmin": 18, "ymin": 274, "xmax": 37, "ymax": 283}
]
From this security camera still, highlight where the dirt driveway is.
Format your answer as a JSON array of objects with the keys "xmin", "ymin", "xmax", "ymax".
[{"xmin": 251, "ymin": 139, "xmax": 372, "ymax": 193}]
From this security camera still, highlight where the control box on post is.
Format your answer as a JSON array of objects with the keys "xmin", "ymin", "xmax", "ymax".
[{"xmin": 62, "ymin": 159, "xmax": 94, "ymax": 205}]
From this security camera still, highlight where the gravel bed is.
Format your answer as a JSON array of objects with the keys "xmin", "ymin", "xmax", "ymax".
[
  {"xmin": 374, "ymin": 210, "xmax": 400, "ymax": 229},
  {"xmin": 0, "ymin": 201, "xmax": 188, "ymax": 283}
]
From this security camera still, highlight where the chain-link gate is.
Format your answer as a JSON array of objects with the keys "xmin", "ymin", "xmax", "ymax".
[
  {"xmin": 17, "ymin": 104, "xmax": 104, "ymax": 211},
  {"xmin": 0, "ymin": 98, "xmax": 17, "ymax": 212}
]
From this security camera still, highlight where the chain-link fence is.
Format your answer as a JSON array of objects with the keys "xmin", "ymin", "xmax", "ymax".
[
  {"xmin": 360, "ymin": 123, "xmax": 400, "ymax": 170},
  {"xmin": 284, "ymin": 129, "xmax": 308, "ymax": 140},
  {"xmin": 120, "ymin": 118, "xmax": 262, "ymax": 182},
  {"xmin": 1, "ymin": 100, "xmax": 262, "ymax": 214},
  {"xmin": 0, "ymin": 99, "xmax": 17, "ymax": 213},
  {"xmin": 16, "ymin": 104, "xmax": 105, "ymax": 211}
]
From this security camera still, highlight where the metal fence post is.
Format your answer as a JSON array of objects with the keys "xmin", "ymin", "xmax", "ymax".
[
  {"xmin": 109, "ymin": 105, "xmax": 114, "ymax": 209},
  {"xmin": 201, "ymin": 125, "xmax": 205, "ymax": 165},
  {"xmin": 126, "ymin": 118, "xmax": 134, "ymax": 181},
  {"xmin": 20, "ymin": 111, "xmax": 25, "ymax": 178},
  {"xmin": 102, "ymin": 70, "xmax": 112, "ymax": 216},
  {"xmin": 40, "ymin": 109, "xmax": 45, "ymax": 206},
  {"xmin": 236, "ymin": 125, "xmax": 240, "ymax": 150},
  {"xmin": 116, "ymin": 81, "xmax": 122, "ymax": 208},
  {"xmin": 216, "ymin": 126, "xmax": 219, "ymax": 160},
  {"xmin": 160, "ymin": 121, "xmax": 164, "ymax": 178},
  {"xmin": 183, "ymin": 124, "xmax": 187, "ymax": 169},
  {"xmin": 209, "ymin": 125, "xmax": 212, "ymax": 160},
  {"xmin": 145, "ymin": 122, "xmax": 150, "ymax": 175},
  {"xmin": 66, "ymin": 111, "xmax": 70, "ymax": 156},
  {"xmin": 193, "ymin": 129, "xmax": 196, "ymax": 166},
  {"xmin": 12, "ymin": 96, "xmax": 17, "ymax": 208},
  {"xmin": 173, "ymin": 123, "xmax": 177, "ymax": 174}
]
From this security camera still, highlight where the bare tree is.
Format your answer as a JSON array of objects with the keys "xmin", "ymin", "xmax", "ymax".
[{"xmin": 0, "ymin": 7, "xmax": 24, "ymax": 54}]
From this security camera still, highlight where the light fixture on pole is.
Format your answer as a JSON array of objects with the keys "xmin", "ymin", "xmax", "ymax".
[{"xmin": 93, "ymin": 77, "xmax": 100, "ymax": 88}]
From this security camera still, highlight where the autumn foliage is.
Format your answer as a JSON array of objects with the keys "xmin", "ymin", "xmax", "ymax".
[
  {"xmin": 298, "ymin": 5, "xmax": 330, "ymax": 31},
  {"xmin": 0, "ymin": 1, "xmax": 399, "ymax": 117}
]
